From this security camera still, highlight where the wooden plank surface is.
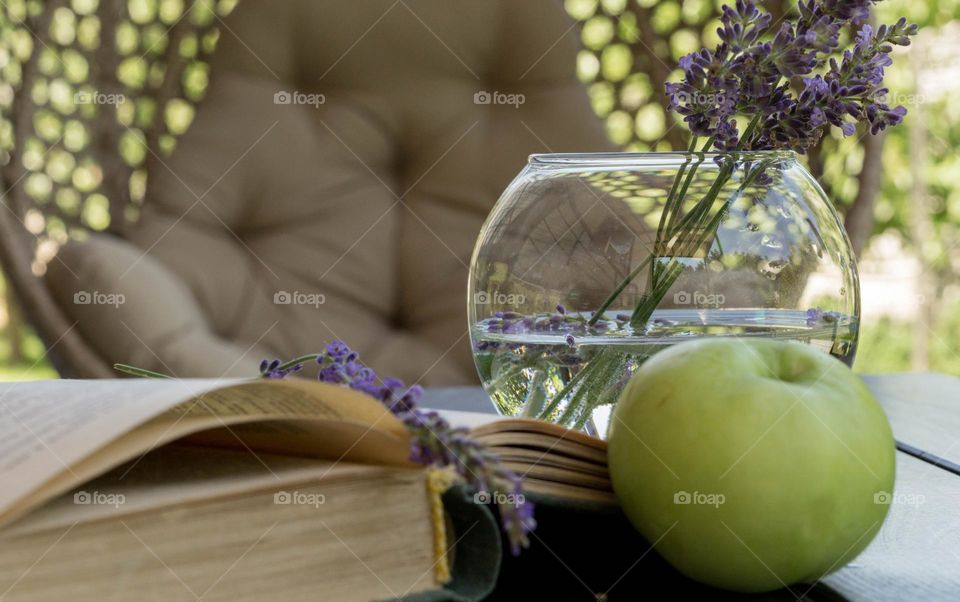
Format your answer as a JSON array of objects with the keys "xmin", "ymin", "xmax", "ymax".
[
  {"xmin": 864, "ymin": 373, "xmax": 960, "ymax": 472},
  {"xmin": 822, "ymin": 452, "xmax": 960, "ymax": 600}
]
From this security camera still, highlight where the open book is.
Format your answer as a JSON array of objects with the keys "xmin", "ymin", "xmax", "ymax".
[
  {"xmin": 0, "ymin": 378, "xmax": 610, "ymax": 601},
  {"xmin": 439, "ymin": 410, "xmax": 614, "ymax": 505}
]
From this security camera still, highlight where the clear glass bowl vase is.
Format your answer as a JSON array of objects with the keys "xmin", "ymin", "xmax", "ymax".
[{"xmin": 467, "ymin": 152, "xmax": 860, "ymax": 438}]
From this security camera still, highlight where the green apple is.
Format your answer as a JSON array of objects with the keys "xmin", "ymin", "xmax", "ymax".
[{"xmin": 608, "ymin": 338, "xmax": 895, "ymax": 593}]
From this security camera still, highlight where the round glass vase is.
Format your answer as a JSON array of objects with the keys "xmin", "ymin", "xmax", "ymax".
[{"xmin": 467, "ymin": 151, "xmax": 860, "ymax": 438}]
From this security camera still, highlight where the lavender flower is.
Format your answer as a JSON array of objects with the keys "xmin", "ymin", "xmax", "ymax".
[
  {"xmin": 805, "ymin": 307, "xmax": 843, "ymax": 327},
  {"xmin": 265, "ymin": 342, "xmax": 536, "ymax": 555},
  {"xmin": 667, "ymin": 0, "xmax": 918, "ymax": 153},
  {"xmin": 805, "ymin": 307, "xmax": 824, "ymax": 327},
  {"xmin": 482, "ymin": 306, "xmax": 620, "ymax": 338},
  {"xmin": 405, "ymin": 410, "xmax": 536, "ymax": 555},
  {"xmin": 717, "ymin": 0, "xmax": 771, "ymax": 52},
  {"xmin": 814, "ymin": 0, "xmax": 874, "ymax": 24},
  {"xmin": 259, "ymin": 358, "xmax": 303, "ymax": 379}
]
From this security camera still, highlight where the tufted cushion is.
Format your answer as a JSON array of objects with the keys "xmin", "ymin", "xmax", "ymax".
[
  {"xmin": 46, "ymin": 234, "xmax": 266, "ymax": 376},
  {"xmin": 47, "ymin": 0, "xmax": 612, "ymax": 383}
]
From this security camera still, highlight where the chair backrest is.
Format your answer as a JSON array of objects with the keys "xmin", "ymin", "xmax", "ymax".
[
  {"xmin": 111, "ymin": 0, "xmax": 616, "ymax": 383},
  {"xmin": 0, "ymin": 0, "xmax": 234, "ymax": 376}
]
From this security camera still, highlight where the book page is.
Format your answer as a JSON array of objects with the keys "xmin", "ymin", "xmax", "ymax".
[
  {"xmin": 471, "ymin": 418, "xmax": 607, "ymax": 451},
  {"xmin": 0, "ymin": 378, "xmax": 410, "ymax": 529},
  {"xmin": 436, "ymin": 409, "xmax": 607, "ymax": 452},
  {"xmin": 2, "ymin": 446, "xmax": 415, "ymax": 538},
  {"xmin": 0, "ymin": 379, "xmax": 235, "ymax": 515}
]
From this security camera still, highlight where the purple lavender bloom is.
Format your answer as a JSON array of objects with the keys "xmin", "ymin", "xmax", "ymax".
[
  {"xmin": 502, "ymin": 320, "xmax": 524, "ymax": 335},
  {"xmin": 260, "ymin": 359, "xmax": 303, "ymax": 379},
  {"xmin": 814, "ymin": 0, "xmax": 874, "ymax": 24},
  {"xmin": 713, "ymin": 118, "xmax": 741, "ymax": 151},
  {"xmin": 264, "ymin": 341, "xmax": 536, "ymax": 554},
  {"xmin": 718, "ymin": 0, "xmax": 771, "ymax": 52},
  {"xmin": 666, "ymin": 0, "xmax": 917, "ymax": 153},
  {"xmin": 403, "ymin": 408, "xmax": 536, "ymax": 555}
]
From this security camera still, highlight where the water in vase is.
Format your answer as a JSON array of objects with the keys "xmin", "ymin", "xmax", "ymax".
[{"xmin": 470, "ymin": 308, "xmax": 859, "ymax": 439}]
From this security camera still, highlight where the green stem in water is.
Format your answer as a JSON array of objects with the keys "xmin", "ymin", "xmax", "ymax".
[
  {"xmin": 519, "ymin": 368, "xmax": 548, "ymax": 418},
  {"xmin": 569, "ymin": 353, "xmax": 632, "ymax": 431},
  {"xmin": 629, "ymin": 159, "xmax": 737, "ymax": 328},
  {"xmin": 630, "ymin": 155, "xmax": 775, "ymax": 329},
  {"xmin": 649, "ymin": 137, "xmax": 700, "ymax": 291},
  {"xmin": 592, "ymin": 137, "xmax": 717, "ymax": 327},
  {"xmin": 662, "ymin": 136, "xmax": 716, "ymax": 240},
  {"xmin": 554, "ymin": 349, "xmax": 622, "ymax": 428},
  {"xmin": 629, "ymin": 260, "xmax": 686, "ymax": 326},
  {"xmin": 587, "ymin": 254, "xmax": 654, "ymax": 327},
  {"xmin": 535, "ymin": 348, "xmax": 605, "ymax": 422},
  {"xmin": 656, "ymin": 137, "xmax": 700, "ymax": 239}
]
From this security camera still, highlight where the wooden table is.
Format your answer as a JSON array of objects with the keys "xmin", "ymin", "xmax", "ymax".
[{"xmin": 423, "ymin": 373, "xmax": 960, "ymax": 601}]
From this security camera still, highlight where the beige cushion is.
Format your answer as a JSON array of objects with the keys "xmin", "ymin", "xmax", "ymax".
[
  {"xmin": 46, "ymin": 234, "xmax": 264, "ymax": 376},
  {"xmin": 47, "ymin": 0, "xmax": 612, "ymax": 383}
]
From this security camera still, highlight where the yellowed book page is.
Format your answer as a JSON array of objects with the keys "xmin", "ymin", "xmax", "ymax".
[
  {"xmin": 0, "ymin": 379, "xmax": 235, "ymax": 515},
  {"xmin": 495, "ymin": 448, "xmax": 610, "ymax": 476},
  {"xmin": 501, "ymin": 462, "xmax": 612, "ymax": 491},
  {"xmin": 471, "ymin": 418, "xmax": 607, "ymax": 451},
  {"xmin": 0, "ymin": 378, "xmax": 409, "ymax": 529},
  {"xmin": 437, "ymin": 409, "xmax": 607, "ymax": 452},
  {"xmin": 2, "ymin": 446, "xmax": 416, "ymax": 538},
  {"xmin": 0, "ymin": 452, "xmax": 438, "ymax": 601},
  {"xmin": 477, "ymin": 432, "xmax": 608, "ymax": 465}
]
